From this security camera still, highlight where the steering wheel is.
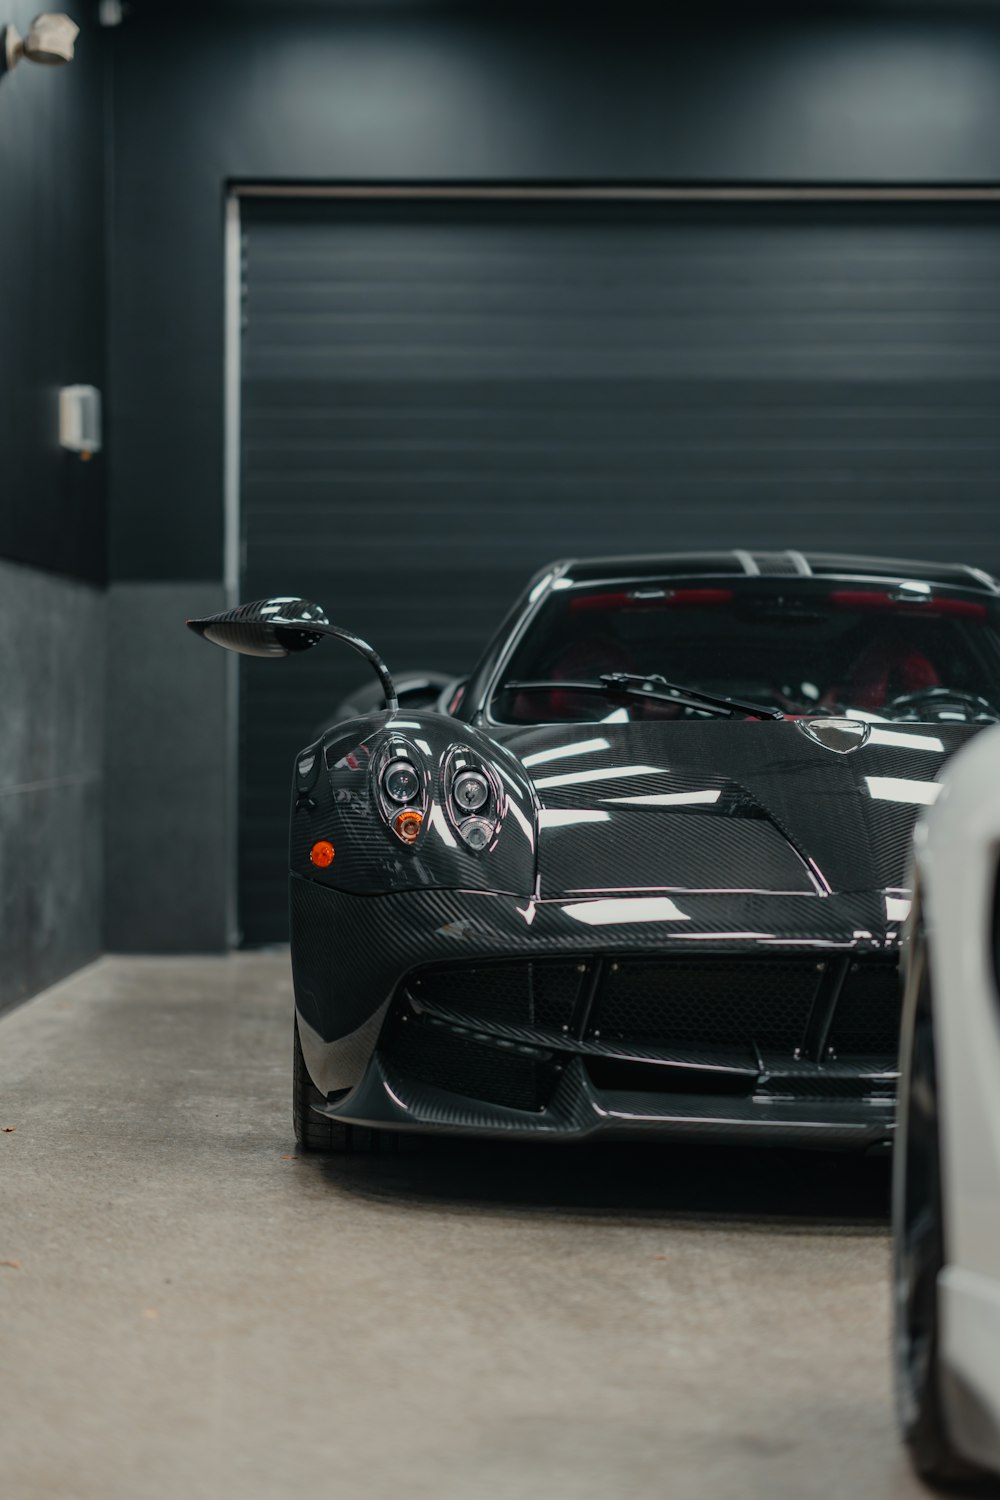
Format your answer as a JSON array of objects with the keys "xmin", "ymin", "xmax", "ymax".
[{"xmin": 885, "ymin": 686, "xmax": 1000, "ymax": 723}]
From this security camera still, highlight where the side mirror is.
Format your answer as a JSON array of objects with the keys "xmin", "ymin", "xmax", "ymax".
[
  {"xmin": 187, "ymin": 596, "xmax": 398, "ymax": 710},
  {"xmin": 186, "ymin": 596, "xmax": 329, "ymax": 658}
]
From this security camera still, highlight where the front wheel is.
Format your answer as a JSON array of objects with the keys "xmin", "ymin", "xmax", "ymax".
[
  {"xmin": 292, "ymin": 1019, "xmax": 410, "ymax": 1154},
  {"xmin": 893, "ymin": 932, "xmax": 984, "ymax": 1488}
]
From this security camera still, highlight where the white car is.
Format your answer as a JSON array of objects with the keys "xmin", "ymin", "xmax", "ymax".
[{"xmin": 894, "ymin": 723, "xmax": 1000, "ymax": 1487}]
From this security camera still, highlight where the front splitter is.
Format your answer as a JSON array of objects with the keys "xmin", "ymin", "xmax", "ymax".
[{"xmin": 315, "ymin": 1053, "xmax": 895, "ymax": 1152}]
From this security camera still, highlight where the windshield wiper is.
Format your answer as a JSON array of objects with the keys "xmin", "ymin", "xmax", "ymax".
[
  {"xmin": 500, "ymin": 672, "xmax": 783, "ymax": 720},
  {"xmin": 604, "ymin": 673, "xmax": 784, "ymax": 720}
]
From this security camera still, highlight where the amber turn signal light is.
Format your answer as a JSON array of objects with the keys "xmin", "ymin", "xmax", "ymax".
[
  {"xmin": 393, "ymin": 809, "xmax": 423, "ymax": 845},
  {"xmin": 310, "ymin": 840, "xmax": 335, "ymax": 868}
]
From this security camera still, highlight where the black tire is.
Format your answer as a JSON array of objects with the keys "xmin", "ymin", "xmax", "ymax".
[
  {"xmin": 292, "ymin": 1019, "xmax": 410, "ymax": 1154},
  {"xmin": 893, "ymin": 930, "xmax": 986, "ymax": 1489}
]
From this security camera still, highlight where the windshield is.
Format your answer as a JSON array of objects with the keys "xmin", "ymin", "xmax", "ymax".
[{"xmin": 490, "ymin": 580, "xmax": 1000, "ymax": 725}]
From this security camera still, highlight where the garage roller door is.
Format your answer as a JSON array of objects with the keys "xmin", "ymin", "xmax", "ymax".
[{"xmin": 238, "ymin": 194, "xmax": 1000, "ymax": 942}]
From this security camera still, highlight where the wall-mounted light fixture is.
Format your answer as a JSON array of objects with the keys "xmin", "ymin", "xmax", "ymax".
[
  {"xmin": 1, "ymin": 13, "xmax": 78, "ymax": 76},
  {"xmin": 59, "ymin": 385, "xmax": 102, "ymax": 460}
]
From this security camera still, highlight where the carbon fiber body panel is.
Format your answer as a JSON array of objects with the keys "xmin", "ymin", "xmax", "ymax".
[
  {"xmin": 291, "ymin": 878, "xmax": 892, "ymax": 1041},
  {"xmin": 544, "ymin": 812, "xmax": 816, "ymax": 895},
  {"xmin": 316, "ymin": 1055, "xmax": 895, "ymax": 1150},
  {"xmin": 291, "ymin": 710, "xmax": 976, "ymax": 906},
  {"xmin": 291, "ymin": 878, "xmax": 902, "ymax": 1146},
  {"xmin": 289, "ymin": 713, "xmax": 536, "ymax": 898},
  {"xmin": 497, "ymin": 718, "xmax": 977, "ymax": 898}
]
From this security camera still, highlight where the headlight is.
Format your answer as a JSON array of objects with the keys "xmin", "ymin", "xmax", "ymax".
[
  {"xmin": 373, "ymin": 740, "xmax": 428, "ymax": 846},
  {"xmin": 442, "ymin": 748, "xmax": 505, "ymax": 852},
  {"xmin": 453, "ymin": 769, "xmax": 489, "ymax": 813},
  {"xmin": 383, "ymin": 759, "xmax": 420, "ymax": 804},
  {"xmin": 460, "ymin": 816, "xmax": 492, "ymax": 851}
]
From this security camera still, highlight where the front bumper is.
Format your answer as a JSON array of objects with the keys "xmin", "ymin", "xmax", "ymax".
[{"xmin": 291, "ymin": 875, "xmax": 900, "ymax": 1149}]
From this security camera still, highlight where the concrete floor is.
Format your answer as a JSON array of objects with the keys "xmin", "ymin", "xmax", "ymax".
[{"xmin": 0, "ymin": 955, "xmax": 928, "ymax": 1500}]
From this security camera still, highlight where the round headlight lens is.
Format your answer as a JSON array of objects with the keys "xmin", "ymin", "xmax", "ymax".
[
  {"xmin": 393, "ymin": 809, "xmax": 423, "ymax": 845},
  {"xmin": 453, "ymin": 769, "xmax": 489, "ymax": 813},
  {"xmin": 383, "ymin": 759, "xmax": 420, "ymax": 804},
  {"xmin": 460, "ymin": 817, "xmax": 492, "ymax": 851}
]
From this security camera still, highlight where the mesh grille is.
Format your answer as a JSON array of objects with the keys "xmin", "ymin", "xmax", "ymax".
[
  {"xmin": 533, "ymin": 965, "xmax": 583, "ymax": 1029},
  {"xmin": 827, "ymin": 962, "xmax": 901, "ymax": 1056},
  {"xmin": 585, "ymin": 1056, "xmax": 751, "ymax": 1097},
  {"xmin": 384, "ymin": 1016, "xmax": 550, "ymax": 1112},
  {"xmin": 408, "ymin": 962, "xmax": 582, "ymax": 1032},
  {"xmin": 753, "ymin": 552, "xmax": 802, "ymax": 576},
  {"xmin": 591, "ymin": 959, "xmax": 822, "ymax": 1052},
  {"xmin": 758, "ymin": 1073, "xmax": 896, "ymax": 1101}
]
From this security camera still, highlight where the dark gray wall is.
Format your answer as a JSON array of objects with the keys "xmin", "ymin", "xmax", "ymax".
[
  {"xmin": 109, "ymin": 1, "xmax": 1000, "ymax": 584},
  {"xmin": 0, "ymin": 560, "xmax": 104, "ymax": 1012},
  {"xmin": 0, "ymin": 6, "xmax": 106, "ymax": 1009},
  {"xmin": 104, "ymin": 582, "xmax": 228, "ymax": 952},
  {"xmin": 0, "ymin": 0, "xmax": 106, "ymax": 582},
  {"xmin": 105, "ymin": 1, "xmax": 1000, "ymax": 947}
]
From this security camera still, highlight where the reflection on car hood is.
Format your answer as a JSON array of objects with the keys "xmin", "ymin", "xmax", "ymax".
[{"xmin": 492, "ymin": 718, "xmax": 980, "ymax": 898}]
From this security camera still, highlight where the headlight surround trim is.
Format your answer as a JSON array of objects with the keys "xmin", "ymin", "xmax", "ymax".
[
  {"xmin": 442, "ymin": 745, "xmax": 506, "ymax": 852},
  {"xmin": 372, "ymin": 736, "xmax": 430, "ymax": 845}
]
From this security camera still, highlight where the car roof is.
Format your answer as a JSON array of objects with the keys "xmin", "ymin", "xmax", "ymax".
[{"xmin": 548, "ymin": 549, "xmax": 1000, "ymax": 595}]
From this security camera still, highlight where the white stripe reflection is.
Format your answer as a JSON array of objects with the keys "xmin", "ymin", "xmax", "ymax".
[
  {"xmin": 603, "ymin": 789, "xmax": 721, "ymax": 808},
  {"xmin": 865, "ymin": 777, "xmax": 941, "ymax": 806},
  {"xmin": 537, "ymin": 809, "xmax": 611, "ymax": 829},
  {"xmin": 533, "ymin": 764, "xmax": 661, "ymax": 791},
  {"xmin": 561, "ymin": 896, "xmax": 691, "ymax": 926},
  {"xmin": 521, "ymin": 737, "xmax": 610, "ymax": 768}
]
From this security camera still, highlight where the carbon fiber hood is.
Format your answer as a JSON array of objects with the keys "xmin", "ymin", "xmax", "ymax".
[{"xmin": 491, "ymin": 717, "xmax": 980, "ymax": 898}]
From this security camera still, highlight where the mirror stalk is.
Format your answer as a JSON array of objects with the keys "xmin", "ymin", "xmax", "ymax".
[
  {"xmin": 186, "ymin": 597, "xmax": 399, "ymax": 712},
  {"xmin": 306, "ymin": 622, "xmax": 398, "ymax": 713}
]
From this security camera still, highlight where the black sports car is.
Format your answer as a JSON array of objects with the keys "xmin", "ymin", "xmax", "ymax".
[{"xmin": 188, "ymin": 551, "xmax": 1000, "ymax": 1153}]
